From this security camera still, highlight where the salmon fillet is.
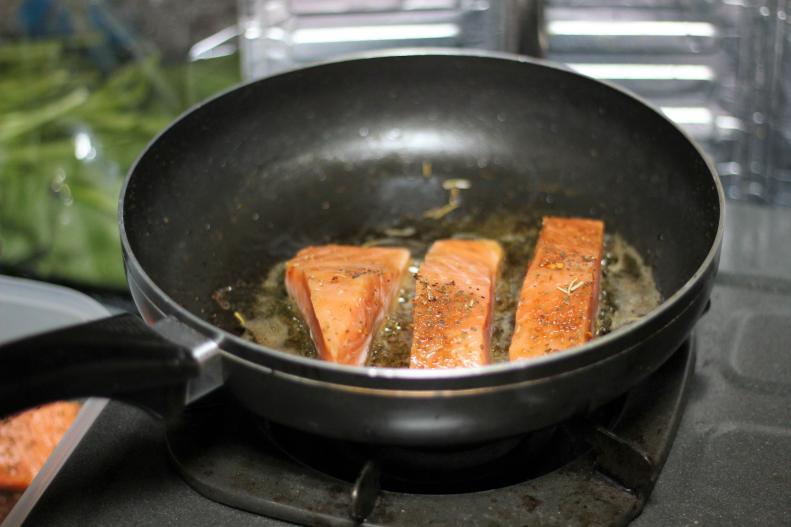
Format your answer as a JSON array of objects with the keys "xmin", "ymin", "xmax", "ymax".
[
  {"xmin": 285, "ymin": 245, "xmax": 410, "ymax": 365},
  {"xmin": 410, "ymin": 239, "xmax": 504, "ymax": 369},
  {"xmin": 509, "ymin": 216, "xmax": 604, "ymax": 360},
  {"xmin": 0, "ymin": 402, "xmax": 80, "ymax": 492},
  {"xmin": 0, "ymin": 491, "xmax": 21, "ymax": 523}
]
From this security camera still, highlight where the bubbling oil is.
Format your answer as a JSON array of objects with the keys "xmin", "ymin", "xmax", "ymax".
[{"xmin": 228, "ymin": 213, "xmax": 661, "ymax": 367}]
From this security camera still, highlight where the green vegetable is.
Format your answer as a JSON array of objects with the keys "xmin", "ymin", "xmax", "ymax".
[{"xmin": 0, "ymin": 38, "xmax": 241, "ymax": 287}]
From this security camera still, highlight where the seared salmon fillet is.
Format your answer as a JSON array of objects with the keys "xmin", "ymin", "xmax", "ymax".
[
  {"xmin": 285, "ymin": 245, "xmax": 410, "ymax": 365},
  {"xmin": 509, "ymin": 216, "xmax": 604, "ymax": 360},
  {"xmin": 0, "ymin": 402, "xmax": 80, "ymax": 492},
  {"xmin": 410, "ymin": 239, "xmax": 504, "ymax": 368}
]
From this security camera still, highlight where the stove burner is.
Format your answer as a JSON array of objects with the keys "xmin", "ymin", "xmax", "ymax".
[
  {"xmin": 166, "ymin": 340, "xmax": 695, "ymax": 526},
  {"xmin": 259, "ymin": 407, "xmax": 615, "ymax": 494}
]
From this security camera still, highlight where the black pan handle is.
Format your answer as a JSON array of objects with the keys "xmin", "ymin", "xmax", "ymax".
[{"xmin": 0, "ymin": 313, "xmax": 200, "ymax": 419}]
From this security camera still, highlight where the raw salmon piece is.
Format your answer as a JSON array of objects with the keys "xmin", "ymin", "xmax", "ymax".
[
  {"xmin": 285, "ymin": 245, "xmax": 410, "ymax": 365},
  {"xmin": 0, "ymin": 402, "xmax": 80, "ymax": 491},
  {"xmin": 410, "ymin": 239, "xmax": 504, "ymax": 369},
  {"xmin": 508, "ymin": 216, "xmax": 604, "ymax": 361}
]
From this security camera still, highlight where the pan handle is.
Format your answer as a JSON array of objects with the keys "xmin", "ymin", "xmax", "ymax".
[{"xmin": 0, "ymin": 313, "xmax": 201, "ymax": 419}]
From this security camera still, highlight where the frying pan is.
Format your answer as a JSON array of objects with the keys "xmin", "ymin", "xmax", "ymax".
[{"xmin": 0, "ymin": 50, "xmax": 723, "ymax": 446}]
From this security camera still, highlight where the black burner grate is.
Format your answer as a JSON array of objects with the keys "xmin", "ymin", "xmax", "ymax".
[
  {"xmin": 166, "ymin": 340, "xmax": 694, "ymax": 527},
  {"xmin": 260, "ymin": 417, "xmax": 592, "ymax": 495}
]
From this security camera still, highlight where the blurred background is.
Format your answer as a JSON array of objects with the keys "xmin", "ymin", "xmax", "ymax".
[{"xmin": 1, "ymin": 0, "xmax": 790, "ymax": 291}]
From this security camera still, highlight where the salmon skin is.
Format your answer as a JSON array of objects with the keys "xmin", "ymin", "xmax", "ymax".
[
  {"xmin": 509, "ymin": 216, "xmax": 604, "ymax": 361},
  {"xmin": 410, "ymin": 239, "xmax": 504, "ymax": 369},
  {"xmin": 285, "ymin": 245, "xmax": 410, "ymax": 365},
  {"xmin": 0, "ymin": 402, "xmax": 80, "ymax": 492}
]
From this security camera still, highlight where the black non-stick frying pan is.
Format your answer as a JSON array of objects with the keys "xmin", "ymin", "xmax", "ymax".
[{"xmin": 0, "ymin": 50, "xmax": 723, "ymax": 446}]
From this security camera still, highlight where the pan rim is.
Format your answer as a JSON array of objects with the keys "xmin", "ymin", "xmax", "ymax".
[
  {"xmin": 119, "ymin": 48, "xmax": 725, "ymax": 385},
  {"xmin": 220, "ymin": 287, "xmax": 700, "ymax": 395}
]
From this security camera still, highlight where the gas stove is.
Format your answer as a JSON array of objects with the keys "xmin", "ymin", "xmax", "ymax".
[
  {"xmin": 164, "ymin": 339, "xmax": 693, "ymax": 526},
  {"xmin": 4, "ymin": 201, "xmax": 791, "ymax": 527}
]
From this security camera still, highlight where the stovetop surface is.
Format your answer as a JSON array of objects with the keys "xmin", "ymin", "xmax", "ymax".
[
  {"xmin": 159, "ymin": 340, "xmax": 693, "ymax": 527},
  {"xmin": 11, "ymin": 202, "xmax": 791, "ymax": 527}
]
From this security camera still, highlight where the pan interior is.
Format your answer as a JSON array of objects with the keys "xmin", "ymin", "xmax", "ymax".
[{"xmin": 123, "ymin": 54, "xmax": 720, "ymax": 356}]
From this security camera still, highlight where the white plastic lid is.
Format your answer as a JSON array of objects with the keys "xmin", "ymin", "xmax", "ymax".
[{"xmin": 0, "ymin": 275, "xmax": 110, "ymax": 344}]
